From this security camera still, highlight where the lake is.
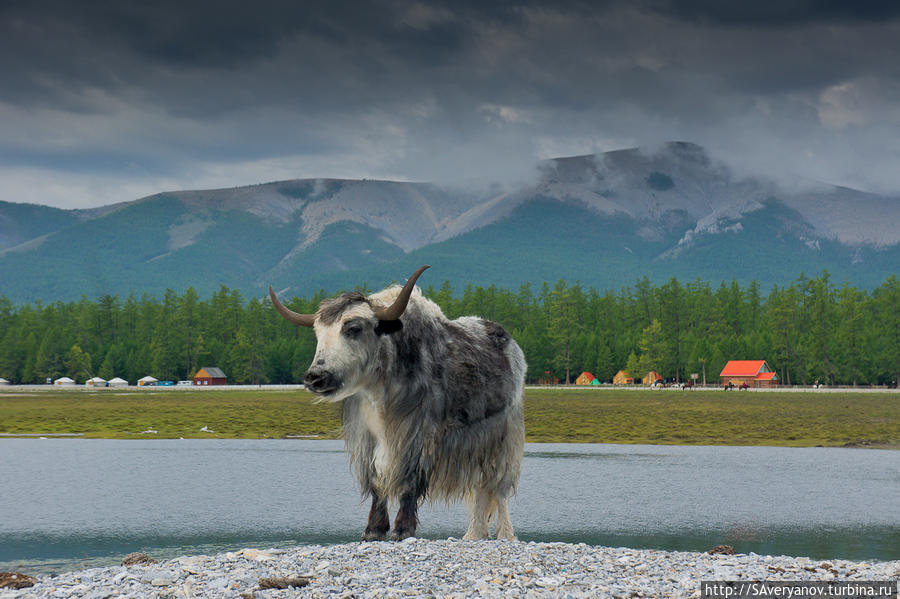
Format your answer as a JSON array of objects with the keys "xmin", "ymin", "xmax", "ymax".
[{"xmin": 1, "ymin": 440, "xmax": 897, "ymax": 574}]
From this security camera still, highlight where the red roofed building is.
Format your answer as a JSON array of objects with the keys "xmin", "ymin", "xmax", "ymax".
[
  {"xmin": 719, "ymin": 360, "xmax": 779, "ymax": 388},
  {"xmin": 575, "ymin": 371, "xmax": 596, "ymax": 385},
  {"xmin": 643, "ymin": 371, "xmax": 664, "ymax": 386}
]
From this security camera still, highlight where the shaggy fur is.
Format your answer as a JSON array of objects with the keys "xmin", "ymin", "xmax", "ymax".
[{"xmin": 305, "ymin": 286, "xmax": 526, "ymax": 541}]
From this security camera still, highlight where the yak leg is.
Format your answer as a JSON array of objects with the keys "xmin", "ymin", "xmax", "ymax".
[
  {"xmin": 495, "ymin": 495, "xmax": 516, "ymax": 541},
  {"xmin": 390, "ymin": 491, "xmax": 419, "ymax": 541},
  {"xmin": 463, "ymin": 488, "xmax": 495, "ymax": 540},
  {"xmin": 362, "ymin": 493, "xmax": 390, "ymax": 541}
]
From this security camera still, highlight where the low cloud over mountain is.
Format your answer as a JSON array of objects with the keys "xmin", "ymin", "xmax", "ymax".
[{"xmin": 1, "ymin": 143, "xmax": 897, "ymax": 303}]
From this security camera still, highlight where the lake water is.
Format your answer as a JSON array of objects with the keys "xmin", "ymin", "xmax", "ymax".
[{"xmin": 1, "ymin": 440, "xmax": 897, "ymax": 574}]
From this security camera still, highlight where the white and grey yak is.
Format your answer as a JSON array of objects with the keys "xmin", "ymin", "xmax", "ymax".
[{"xmin": 269, "ymin": 266, "xmax": 526, "ymax": 541}]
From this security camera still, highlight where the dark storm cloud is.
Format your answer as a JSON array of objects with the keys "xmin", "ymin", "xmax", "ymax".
[
  {"xmin": 3, "ymin": 0, "xmax": 895, "ymax": 114},
  {"xmin": 1, "ymin": 0, "xmax": 594, "ymax": 110},
  {"xmin": 651, "ymin": 0, "xmax": 900, "ymax": 26},
  {"xmin": 2, "ymin": 0, "xmax": 900, "ymax": 207}
]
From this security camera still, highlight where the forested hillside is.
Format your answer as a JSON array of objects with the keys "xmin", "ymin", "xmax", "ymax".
[
  {"xmin": 1, "ymin": 273, "xmax": 898, "ymax": 387},
  {"xmin": 0, "ymin": 201, "xmax": 81, "ymax": 251}
]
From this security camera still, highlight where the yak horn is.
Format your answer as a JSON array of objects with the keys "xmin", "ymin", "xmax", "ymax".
[
  {"xmin": 269, "ymin": 286, "xmax": 316, "ymax": 327},
  {"xmin": 373, "ymin": 265, "xmax": 430, "ymax": 321}
]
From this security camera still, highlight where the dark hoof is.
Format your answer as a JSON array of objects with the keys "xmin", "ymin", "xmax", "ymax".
[
  {"xmin": 390, "ymin": 528, "xmax": 415, "ymax": 541},
  {"xmin": 362, "ymin": 530, "xmax": 387, "ymax": 541}
]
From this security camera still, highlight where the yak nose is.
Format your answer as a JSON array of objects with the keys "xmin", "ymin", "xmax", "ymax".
[{"xmin": 303, "ymin": 368, "xmax": 340, "ymax": 394}]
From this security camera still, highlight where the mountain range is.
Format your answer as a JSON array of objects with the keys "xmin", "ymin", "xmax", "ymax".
[{"xmin": 1, "ymin": 142, "xmax": 898, "ymax": 304}]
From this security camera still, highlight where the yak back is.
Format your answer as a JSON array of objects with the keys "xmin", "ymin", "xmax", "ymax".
[
  {"xmin": 374, "ymin": 295, "xmax": 524, "ymax": 501},
  {"xmin": 378, "ymin": 299, "xmax": 517, "ymax": 428}
]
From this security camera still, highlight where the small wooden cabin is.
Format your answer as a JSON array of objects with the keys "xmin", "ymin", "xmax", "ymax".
[
  {"xmin": 613, "ymin": 370, "xmax": 634, "ymax": 385},
  {"xmin": 575, "ymin": 371, "xmax": 596, "ymax": 385},
  {"xmin": 193, "ymin": 367, "xmax": 227, "ymax": 386},
  {"xmin": 537, "ymin": 371, "xmax": 559, "ymax": 385},
  {"xmin": 643, "ymin": 371, "xmax": 663, "ymax": 386},
  {"xmin": 719, "ymin": 360, "xmax": 779, "ymax": 388}
]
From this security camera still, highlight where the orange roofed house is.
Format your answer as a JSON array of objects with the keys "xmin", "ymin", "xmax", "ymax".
[{"xmin": 719, "ymin": 360, "xmax": 779, "ymax": 388}]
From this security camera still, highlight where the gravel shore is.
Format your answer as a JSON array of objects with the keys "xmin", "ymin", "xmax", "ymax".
[{"xmin": 3, "ymin": 539, "xmax": 897, "ymax": 599}]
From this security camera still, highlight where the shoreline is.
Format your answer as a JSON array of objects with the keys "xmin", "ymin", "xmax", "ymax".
[
  {"xmin": 2, "ymin": 387, "xmax": 897, "ymax": 447},
  {"xmin": 3, "ymin": 540, "xmax": 898, "ymax": 599},
  {"xmin": 2, "ymin": 437, "xmax": 897, "ymax": 450}
]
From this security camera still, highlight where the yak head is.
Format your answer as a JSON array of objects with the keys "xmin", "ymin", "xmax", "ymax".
[{"xmin": 269, "ymin": 266, "xmax": 429, "ymax": 401}]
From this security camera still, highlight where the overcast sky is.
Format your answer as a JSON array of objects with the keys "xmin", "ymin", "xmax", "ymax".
[{"xmin": 3, "ymin": 0, "xmax": 900, "ymax": 208}]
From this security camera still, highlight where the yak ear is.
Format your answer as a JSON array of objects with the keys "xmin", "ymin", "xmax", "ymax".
[{"xmin": 374, "ymin": 319, "xmax": 403, "ymax": 336}]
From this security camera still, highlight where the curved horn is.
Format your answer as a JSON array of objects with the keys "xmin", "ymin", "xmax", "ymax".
[
  {"xmin": 269, "ymin": 286, "xmax": 316, "ymax": 327},
  {"xmin": 373, "ymin": 265, "xmax": 430, "ymax": 321}
]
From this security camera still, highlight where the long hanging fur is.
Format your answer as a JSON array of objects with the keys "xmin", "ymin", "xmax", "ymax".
[{"xmin": 339, "ymin": 287, "xmax": 526, "ymax": 510}]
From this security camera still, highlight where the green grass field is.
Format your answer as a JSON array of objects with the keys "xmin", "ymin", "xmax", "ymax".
[{"xmin": 0, "ymin": 388, "xmax": 897, "ymax": 448}]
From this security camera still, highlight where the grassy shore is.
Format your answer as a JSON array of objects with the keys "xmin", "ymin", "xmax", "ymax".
[{"xmin": 1, "ymin": 387, "xmax": 897, "ymax": 447}]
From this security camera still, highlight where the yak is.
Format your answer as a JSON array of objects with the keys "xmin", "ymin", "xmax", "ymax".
[{"xmin": 269, "ymin": 266, "xmax": 525, "ymax": 541}]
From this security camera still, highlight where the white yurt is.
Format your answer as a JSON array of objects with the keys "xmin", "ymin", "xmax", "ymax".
[
  {"xmin": 86, "ymin": 377, "xmax": 107, "ymax": 387},
  {"xmin": 138, "ymin": 375, "xmax": 158, "ymax": 387},
  {"xmin": 0, "ymin": 377, "xmax": 10, "ymax": 386},
  {"xmin": 54, "ymin": 377, "xmax": 76, "ymax": 386},
  {"xmin": 108, "ymin": 377, "xmax": 128, "ymax": 387}
]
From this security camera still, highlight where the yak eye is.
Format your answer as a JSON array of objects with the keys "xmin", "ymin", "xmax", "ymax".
[{"xmin": 342, "ymin": 320, "xmax": 366, "ymax": 338}]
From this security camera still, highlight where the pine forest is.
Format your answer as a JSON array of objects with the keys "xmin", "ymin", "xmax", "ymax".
[{"xmin": 1, "ymin": 272, "xmax": 898, "ymax": 388}]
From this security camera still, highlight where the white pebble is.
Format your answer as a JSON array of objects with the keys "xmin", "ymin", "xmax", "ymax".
[{"xmin": 12, "ymin": 541, "xmax": 898, "ymax": 599}]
